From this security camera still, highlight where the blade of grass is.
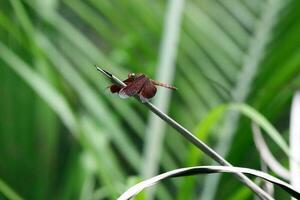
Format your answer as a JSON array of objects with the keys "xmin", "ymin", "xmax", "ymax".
[
  {"xmin": 0, "ymin": 178, "xmax": 24, "ymax": 200},
  {"xmin": 251, "ymin": 122, "xmax": 290, "ymax": 180},
  {"xmin": 9, "ymin": 0, "xmax": 34, "ymax": 37},
  {"xmin": 8, "ymin": 4, "xmax": 62, "ymax": 197},
  {"xmin": 219, "ymin": 0, "xmax": 256, "ymax": 31},
  {"xmin": 141, "ymin": 0, "xmax": 185, "ymax": 192},
  {"xmin": 177, "ymin": 104, "xmax": 227, "ymax": 200},
  {"xmin": 251, "ymin": 122, "xmax": 289, "ymax": 180},
  {"xmin": 0, "ymin": 42, "xmax": 77, "ymax": 134},
  {"xmin": 187, "ymin": 3, "xmax": 243, "ymax": 67},
  {"xmin": 200, "ymin": 1, "xmax": 287, "ymax": 199},
  {"xmin": 79, "ymin": 115, "xmax": 124, "ymax": 199},
  {"xmin": 79, "ymin": 173, "xmax": 95, "ymax": 200},
  {"xmin": 194, "ymin": 0, "xmax": 250, "ymax": 50},
  {"xmin": 118, "ymin": 166, "xmax": 300, "ymax": 200},
  {"xmin": 230, "ymin": 103, "xmax": 290, "ymax": 156}
]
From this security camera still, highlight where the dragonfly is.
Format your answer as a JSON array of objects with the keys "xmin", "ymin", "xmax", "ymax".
[{"xmin": 108, "ymin": 73, "xmax": 177, "ymax": 102}]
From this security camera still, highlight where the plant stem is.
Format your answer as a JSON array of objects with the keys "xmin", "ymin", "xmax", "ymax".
[{"xmin": 96, "ymin": 67, "xmax": 273, "ymax": 200}]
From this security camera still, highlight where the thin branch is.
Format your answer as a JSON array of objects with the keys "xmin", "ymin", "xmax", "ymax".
[{"xmin": 96, "ymin": 67, "xmax": 273, "ymax": 200}]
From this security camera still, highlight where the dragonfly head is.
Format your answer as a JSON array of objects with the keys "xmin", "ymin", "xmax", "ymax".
[{"xmin": 128, "ymin": 73, "xmax": 136, "ymax": 79}]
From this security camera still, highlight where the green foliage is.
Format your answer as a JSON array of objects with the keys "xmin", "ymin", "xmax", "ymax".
[{"xmin": 0, "ymin": 0, "xmax": 300, "ymax": 199}]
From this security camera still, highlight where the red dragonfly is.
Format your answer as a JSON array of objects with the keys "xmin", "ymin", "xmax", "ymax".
[{"xmin": 109, "ymin": 73, "xmax": 177, "ymax": 102}]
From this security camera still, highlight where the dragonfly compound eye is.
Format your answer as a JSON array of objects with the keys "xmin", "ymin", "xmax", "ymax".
[{"xmin": 128, "ymin": 73, "xmax": 136, "ymax": 79}]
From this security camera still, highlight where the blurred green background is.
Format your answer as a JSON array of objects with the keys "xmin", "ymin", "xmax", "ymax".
[{"xmin": 1, "ymin": 0, "xmax": 300, "ymax": 199}]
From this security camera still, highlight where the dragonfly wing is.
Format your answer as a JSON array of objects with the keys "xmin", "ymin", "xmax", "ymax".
[
  {"xmin": 109, "ymin": 77, "xmax": 135, "ymax": 93},
  {"xmin": 109, "ymin": 84, "xmax": 122, "ymax": 93},
  {"xmin": 123, "ymin": 77, "xmax": 135, "ymax": 85},
  {"xmin": 119, "ymin": 75, "xmax": 147, "ymax": 98},
  {"xmin": 139, "ymin": 79, "xmax": 157, "ymax": 102}
]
